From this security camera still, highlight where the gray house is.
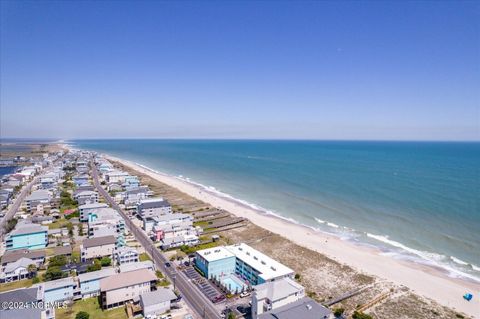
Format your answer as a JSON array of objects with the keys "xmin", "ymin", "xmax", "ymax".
[{"xmin": 140, "ymin": 288, "xmax": 177, "ymax": 317}]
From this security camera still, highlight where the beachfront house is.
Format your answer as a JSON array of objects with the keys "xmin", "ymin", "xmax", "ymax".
[
  {"xmin": 80, "ymin": 235, "xmax": 116, "ymax": 262},
  {"xmin": 124, "ymin": 186, "xmax": 151, "ymax": 207},
  {"xmin": 257, "ymin": 297, "xmax": 332, "ymax": 319},
  {"xmin": 100, "ymin": 269, "xmax": 157, "ymax": 309},
  {"xmin": 136, "ymin": 197, "xmax": 172, "ymax": 219},
  {"xmin": 143, "ymin": 212, "xmax": 192, "ymax": 232},
  {"xmin": 105, "ymin": 170, "xmax": 129, "ymax": 184},
  {"xmin": 5, "ymin": 222, "xmax": 48, "ymax": 251},
  {"xmin": 252, "ymin": 277, "xmax": 305, "ymax": 317}
]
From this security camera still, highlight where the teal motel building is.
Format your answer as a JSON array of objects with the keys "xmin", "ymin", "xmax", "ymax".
[{"xmin": 5, "ymin": 222, "xmax": 48, "ymax": 251}]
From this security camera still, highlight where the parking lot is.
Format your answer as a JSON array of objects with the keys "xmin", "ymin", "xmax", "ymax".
[{"xmin": 183, "ymin": 266, "xmax": 225, "ymax": 303}]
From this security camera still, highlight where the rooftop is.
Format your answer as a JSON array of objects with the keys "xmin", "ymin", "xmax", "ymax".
[
  {"xmin": 119, "ymin": 260, "xmax": 154, "ymax": 273},
  {"xmin": 25, "ymin": 190, "xmax": 50, "ymax": 201},
  {"xmin": 78, "ymin": 267, "xmax": 117, "ymax": 282},
  {"xmin": 9, "ymin": 222, "xmax": 48, "ymax": 236},
  {"xmin": 140, "ymin": 288, "xmax": 177, "ymax": 307},
  {"xmin": 0, "ymin": 287, "xmax": 40, "ymax": 303},
  {"xmin": 100, "ymin": 269, "xmax": 157, "ymax": 291},
  {"xmin": 227, "ymin": 243, "xmax": 294, "ymax": 281},
  {"xmin": 42, "ymin": 276, "xmax": 75, "ymax": 291},
  {"xmin": 52, "ymin": 245, "xmax": 73, "ymax": 256},
  {"xmin": 196, "ymin": 246, "xmax": 235, "ymax": 262},
  {"xmin": 82, "ymin": 235, "xmax": 116, "ymax": 248},
  {"xmin": 1, "ymin": 249, "xmax": 46, "ymax": 265},
  {"xmin": 258, "ymin": 297, "xmax": 332, "ymax": 319},
  {"xmin": 254, "ymin": 277, "xmax": 304, "ymax": 301},
  {"xmin": 4, "ymin": 257, "xmax": 35, "ymax": 273},
  {"xmin": 79, "ymin": 202, "xmax": 108, "ymax": 210}
]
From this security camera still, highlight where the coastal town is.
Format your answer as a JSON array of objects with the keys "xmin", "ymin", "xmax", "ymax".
[
  {"xmin": 0, "ymin": 144, "xmax": 343, "ymax": 319},
  {"xmin": 1, "ymin": 144, "xmax": 476, "ymax": 319}
]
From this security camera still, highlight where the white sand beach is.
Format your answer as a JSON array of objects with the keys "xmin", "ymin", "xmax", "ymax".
[{"xmin": 108, "ymin": 155, "xmax": 480, "ymax": 318}]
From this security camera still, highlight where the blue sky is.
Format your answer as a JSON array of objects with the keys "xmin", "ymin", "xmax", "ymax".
[{"xmin": 1, "ymin": 1, "xmax": 479, "ymax": 140}]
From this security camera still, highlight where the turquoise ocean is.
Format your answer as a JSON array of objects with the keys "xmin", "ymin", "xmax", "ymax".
[{"xmin": 72, "ymin": 140, "xmax": 480, "ymax": 282}]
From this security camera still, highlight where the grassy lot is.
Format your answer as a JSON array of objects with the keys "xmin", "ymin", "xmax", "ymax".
[
  {"xmin": 48, "ymin": 220, "xmax": 70, "ymax": 229},
  {"xmin": 56, "ymin": 297, "xmax": 128, "ymax": 319},
  {"xmin": 0, "ymin": 278, "xmax": 33, "ymax": 292},
  {"xmin": 139, "ymin": 252, "xmax": 151, "ymax": 262},
  {"xmin": 180, "ymin": 241, "xmax": 219, "ymax": 254},
  {"xmin": 193, "ymin": 221, "xmax": 209, "ymax": 227}
]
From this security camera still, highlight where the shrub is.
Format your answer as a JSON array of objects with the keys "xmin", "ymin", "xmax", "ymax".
[
  {"xmin": 44, "ymin": 266, "xmax": 64, "ymax": 281},
  {"xmin": 4, "ymin": 218, "xmax": 18, "ymax": 233},
  {"xmin": 32, "ymin": 276, "xmax": 40, "ymax": 284},
  {"xmin": 352, "ymin": 311, "xmax": 373, "ymax": 319},
  {"xmin": 294, "ymin": 273, "xmax": 301, "ymax": 281},
  {"xmin": 75, "ymin": 311, "xmax": 90, "ymax": 319},
  {"xmin": 100, "ymin": 257, "xmax": 111, "ymax": 266},
  {"xmin": 334, "ymin": 308, "xmax": 345, "ymax": 317},
  {"xmin": 87, "ymin": 259, "xmax": 102, "ymax": 272},
  {"xmin": 48, "ymin": 255, "xmax": 68, "ymax": 267}
]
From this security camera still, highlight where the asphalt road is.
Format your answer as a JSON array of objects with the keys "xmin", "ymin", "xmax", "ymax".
[
  {"xmin": 0, "ymin": 174, "xmax": 42, "ymax": 238},
  {"xmin": 91, "ymin": 164, "xmax": 221, "ymax": 319}
]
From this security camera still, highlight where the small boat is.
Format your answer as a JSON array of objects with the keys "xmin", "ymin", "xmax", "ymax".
[{"xmin": 463, "ymin": 293, "xmax": 473, "ymax": 301}]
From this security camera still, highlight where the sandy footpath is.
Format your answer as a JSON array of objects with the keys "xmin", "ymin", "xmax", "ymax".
[{"xmin": 107, "ymin": 155, "xmax": 479, "ymax": 318}]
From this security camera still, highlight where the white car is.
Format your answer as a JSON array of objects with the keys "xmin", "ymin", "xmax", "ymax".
[{"xmin": 240, "ymin": 291, "xmax": 251, "ymax": 298}]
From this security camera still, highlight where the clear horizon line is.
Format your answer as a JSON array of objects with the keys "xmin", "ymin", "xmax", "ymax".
[{"xmin": 1, "ymin": 137, "xmax": 480, "ymax": 143}]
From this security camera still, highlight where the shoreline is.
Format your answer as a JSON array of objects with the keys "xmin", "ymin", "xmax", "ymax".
[{"xmin": 98, "ymin": 153, "xmax": 480, "ymax": 317}]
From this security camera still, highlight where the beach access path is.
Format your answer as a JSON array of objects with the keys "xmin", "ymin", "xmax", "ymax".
[
  {"xmin": 91, "ymin": 164, "xmax": 221, "ymax": 319},
  {"xmin": 108, "ymin": 155, "xmax": 480, "ymax": 319}
]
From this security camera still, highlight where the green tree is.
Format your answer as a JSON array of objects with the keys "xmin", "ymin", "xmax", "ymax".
[
  {"xmin": 78, "ymin": 223, "xmax": 84, "ymax": 236},
  {"xmin": 227, "ymin": 312, "xmax": 236, "ymax": 319},
  {"xmin": 75, "ymin": 311, "xmax": 90, "ymax": 319},
  {"xmin": 27, "ymin": 264, "xmax": 37, "ymax": 278},
  {"xmin": 100, "ymin": 257, "xmax": 111, "ymax": 266},
  {"xmin": 67, "ymin": 222, "xmax": 74, "ymax": 238},
  {"xmin": 48, "ymin": 255, "xmax": 68, "ymax": 267},
  {"xmin": 87, "ymin": 259, "xmax": 102, "ymax": 272},
  {"xmin": 4, "ymin": 218, "xmax": 18, "ymax": 233},
  {"xmin": 44, "ymin": 266, "xmax": 64, "ymax": 281}
]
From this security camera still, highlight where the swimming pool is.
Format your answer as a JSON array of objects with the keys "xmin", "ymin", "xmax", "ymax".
[{"xmin": 221, "ymin": 275, "xmax": 247, "ymax": 293}]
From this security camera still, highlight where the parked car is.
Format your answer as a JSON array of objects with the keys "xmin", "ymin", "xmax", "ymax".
[
  {"xmin": 165, "ymin": 262, "xmax": 171, "ymax": 267},
  {"xmin": 212, "ymin": 295, "xmax": 226, "ymax": 303},
  {"xmin": 240, "ymin": 291, "xmax": 251, "ymax": 298}
]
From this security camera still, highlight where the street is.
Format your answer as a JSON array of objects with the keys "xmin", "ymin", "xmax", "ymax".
[{"xmin": 91, "ymin": 164, "xmax": 221, "ymax": 319}]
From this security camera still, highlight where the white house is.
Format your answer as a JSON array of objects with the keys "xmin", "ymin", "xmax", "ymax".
[{"xmin": 252, "ymin": 277, "xmax": 305, "ymax": 317}]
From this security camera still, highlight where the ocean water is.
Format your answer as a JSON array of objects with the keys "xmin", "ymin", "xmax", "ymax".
[
  {"xmin": 0, "ymin": 166, "xmax": 17, "ymax": 177},
  {"xmin": 72, "ymin": 139, "xmax": 480, "ymax": 281}
]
